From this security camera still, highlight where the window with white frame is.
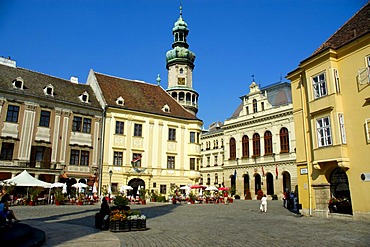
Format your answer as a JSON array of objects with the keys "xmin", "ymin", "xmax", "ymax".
[
  {"xmin": 168, "ymin": 128, "xmax": 176, "ymax": 141},
  {"xmin": 190, "ymin": 132, "xmax": 196, "ymax": 143},
  {"xmin": 312, "ymin": 72, "xmax": 327, "ymax": 98},
  {"xmin": 134, "ymin": 123, "xmax": 142, "ymax": 137},
  {"xmin": 190, "ymin": 158, "xmax": 195, "ymax": 170},
  {"xmin": 70, "ymin": 149, "xmax": 89, "ymax": 166},
  {"xmin": 72, "ymin": 116, "xmax": 91, "ymax": 133},
  {"xmin": 358, "ymin": 56, "xmax": 370, "ymax": 84},
  {"xmin": 316, "ymin": 116, "xmax": 332, "ymax": 147},
  {"xmin": 167, "ymin": 156, "xmax": 175, "ymax": 169},
  {"xmin": 365, "ymin": 118, "xmax": 370, "ymax": 143},
  {"xmin": 6, "ymin": 105, "xmax": 20, "ymax": 123},
  {"xmin": 115, "ymin": 121, "xmax": 124, "ymax": 135},
  {"xmin": 113, "ymin": 151, "xmax": 123, "ymax": 166},
  {"xmin": 39, "ymin": 110, "xmax": 51, "ymax": 127},
  {"xmin": 338, "ymin": 113, "xmax": 347, "ymax": 144},
  {"xmin": 333, "ymin": 69, "xmax": 341, "ymax": 94}
]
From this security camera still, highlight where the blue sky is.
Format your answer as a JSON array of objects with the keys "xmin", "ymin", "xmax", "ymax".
[{"xmin": 0, "ymin": 0, "xmax": 367, "ymax": 128}]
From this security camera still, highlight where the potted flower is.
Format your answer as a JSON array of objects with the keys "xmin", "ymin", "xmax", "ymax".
[
  {"xmin": 77, "ymin": 194, "xmax": 84, "ymax": 205},
  {"xmin": 29, "ymin": 187, "xmax": 42, "ymax": 206},
  {"xmin": 54, "ymin": 188, "xmax": 65, "ymax": 205}
]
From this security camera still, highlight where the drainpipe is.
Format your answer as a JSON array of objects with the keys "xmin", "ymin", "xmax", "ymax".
[
  {"xmin": 299, "ymin": 73, "xmax": 312, "ymax": 216},
  {"xmin": 98, "ymin": 107, "xmax": 106, "ymax": 198}
]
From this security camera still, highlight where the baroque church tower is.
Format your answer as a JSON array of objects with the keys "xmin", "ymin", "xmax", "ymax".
[{"xmin": 166, "ymin": 5, "xmax": 198, "ymax": 116}]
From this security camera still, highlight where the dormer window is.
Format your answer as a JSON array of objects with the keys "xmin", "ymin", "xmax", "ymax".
[
  {"xmin": 12, "ymin": 77, "xmax": 24, "ymax": 89},
  {"xmin": 116, "ymin": 96, "xmax": 125, "ymax": 106},
  {"xmin": 79, "ymin": 91, "xmax": 90, "ymax": 103},
  {"xmin": 43, "ymin": 84, "xmax": 54, "ymax": 96},
  {"xmin": 162, "ymin": 104, "xmax": 170, "ymax": 113}
]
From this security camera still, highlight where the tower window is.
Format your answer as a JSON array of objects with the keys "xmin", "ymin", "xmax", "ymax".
[
  {"xmin": 179, "ymin": 68, "xmax": 184, "ymax": 74},
  {"xmin": 253, "ymin": 99, "xmax": 258, "ymax": 113}
]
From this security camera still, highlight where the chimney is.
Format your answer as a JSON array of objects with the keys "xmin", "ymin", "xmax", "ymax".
[
  {"xmin": 70, "ymin": 76, "xmax": 78, "ymax": 84},
  {"xmin": 0, "ymin": 56, "xmax": 16, "ymax": 68}
]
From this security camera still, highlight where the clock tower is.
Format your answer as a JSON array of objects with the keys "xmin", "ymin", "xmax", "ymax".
[{"xmin": 166, "ymin": 5, "xmax": 198, "ymax": 115}]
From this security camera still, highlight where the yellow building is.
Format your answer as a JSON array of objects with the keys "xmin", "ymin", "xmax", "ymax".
[
  {"xmin": 287, "ymin": 2, "xmax": 370, "ymax": 220},
  {"xmin": 88, "ymin": 7, "xmax": 203, "ymax": 198}
]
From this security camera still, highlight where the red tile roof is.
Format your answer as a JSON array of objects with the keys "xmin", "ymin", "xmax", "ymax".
[
  {"xmin": 313, "ymin": 2, "xmax": 370, "ymax": 55},
  {"xmin": 94, "ymin": 72, "xmax": 200, "ymax": 121}
]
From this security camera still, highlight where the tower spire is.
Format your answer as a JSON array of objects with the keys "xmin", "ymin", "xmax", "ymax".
[
  {"xmin": 180, "ymin": 2, "xmax": 183, "ymax": 17},
  {"xmin": 165, "ymin": 5, "xmax": 199, "ymax": 116}
]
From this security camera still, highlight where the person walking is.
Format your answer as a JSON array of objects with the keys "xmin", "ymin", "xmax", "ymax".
[{"xmin": 260, "ymin": 194, "xmax": 267, "ymax": 213}]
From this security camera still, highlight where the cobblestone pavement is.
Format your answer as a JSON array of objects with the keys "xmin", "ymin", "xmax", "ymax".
[{"xmin": 12, "ymin": 200, "xmax": 370, "ymax": 247}]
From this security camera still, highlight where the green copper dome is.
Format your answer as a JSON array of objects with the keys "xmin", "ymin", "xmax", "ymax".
[
  {"xmin": 166, "ymin": 5, "xmax": 196, "ymax": 69},
  {"xmin": 173, "ymin": 16, "xmax": 188, "ymax": 32}
]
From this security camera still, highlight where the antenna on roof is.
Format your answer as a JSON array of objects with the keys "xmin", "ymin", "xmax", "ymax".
[{"xmin": 280, "ymin": 73, "xmax": 282, "ymax": 82}]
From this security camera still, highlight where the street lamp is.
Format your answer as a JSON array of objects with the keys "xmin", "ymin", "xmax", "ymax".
[{"xmin": 109, "ymin": 170, "xmax": 113, "ymax": 203}]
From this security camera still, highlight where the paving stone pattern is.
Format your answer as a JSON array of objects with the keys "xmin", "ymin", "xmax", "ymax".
[{"xmin": 12, "ymin": 200, "xmax": 370, "ymax": 247}]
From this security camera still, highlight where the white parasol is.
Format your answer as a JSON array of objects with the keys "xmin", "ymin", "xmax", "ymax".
[
  {"xmin": 51, "ymin": 182, "xmax": 65, "ymax": 188},
  {"xmin": 119, "ymin": 185, "xmax": 133, "ymax": 193},
  {"xmin": 92, "ymin": 184, "xmax": 98, "ymax": 194},
  {"xmin": 72, "ymin": 182, "xmax": 88, "ymax": 193},
  {"xmin": 205, "ymin": 186, "xmax": 218, "ymax": 191},
  {"xmin": 62, "ymin": 183, "xmax": 67, "ymax": 194}
]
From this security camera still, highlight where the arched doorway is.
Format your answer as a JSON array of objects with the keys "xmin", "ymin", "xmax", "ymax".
[
  {"xmin": 330, "ymin": 168, "xmax": 352, "ymax": 214},
  {"xmin": 243, "ymin": 174, "xmax": 251, "ymax": 199},
  {"xmin": 243, "ymin": 174, "xmax": 250, "ymax": 195},
  {"xmin": 254, "ymin": 174, "xmax": 261, "ymax": 195},
  {"xmin": 128, "ymin": 178, "xmax": 145, "ymax": 198},
  {"xmin": 282, "ymin": 172, "xmax": 291, "ymax": 192},
  {"xmin": 266, "ymin": 173, "xmax": 274, "ymax": 195},
  {"xmin": 230, "ymin": 174, "xmax": 236, "ymax": 196}
]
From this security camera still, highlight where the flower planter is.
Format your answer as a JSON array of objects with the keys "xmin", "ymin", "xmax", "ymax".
[
  {"xmin": 130, "ymin": 219, "xmax": 147, "ymax": 230},
  {"xmin": 109, "ymin": 219, "xmax": 147, "ymax": 232},
  {"xmin": 110, "ymin": 220, "xmax": 131, "ymax": 232}
]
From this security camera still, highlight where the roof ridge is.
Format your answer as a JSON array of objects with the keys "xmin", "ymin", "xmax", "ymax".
[
  {"xmin": 15, "ymin": 66, "xmax": 87, "ymax": 85},
  {"xmin": 93, "ymin": 71, "xmax": 154, "ymax": 86}
]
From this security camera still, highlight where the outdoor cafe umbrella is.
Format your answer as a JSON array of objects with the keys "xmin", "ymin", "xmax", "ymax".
[
  {"xmin": 62, "ymin": 183, "xmax": 67, "ymax": 194},
  {"xmin": 205, "ymin": 186, "xmax": 218, "ymax": 191},
  {"xmin": 49, "ymin": 182, "xmax": 66, "ymax": 204},
  {"xmin": 218, "ymin": 187, "xmax": 229, "ymax": 191},
  {"xmin": 119, "ymin": 185, "xmax": 133, "ymax": 193},
  {"xmin": 92, "ymin": 184, "xmax": 98, "ymax": 194},
  {"xmin": 190, "ymin": 185, "xmax": 206, "ymax": 189},
  {"xmin": 72, "ymin": 182, "xmax": 88, "ymax": 193},
  {"xmin": 51, "ymin": 182, "xmax": 65, "ymax": 188}
]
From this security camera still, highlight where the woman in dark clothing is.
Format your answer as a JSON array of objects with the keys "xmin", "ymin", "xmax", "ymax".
[
  {"xmin": 95, "ymin": 197, "xmax": 110, "ymax": 229},
  {"xmin": 100, "ymin": 197, "xmax": 110, "ymax": 216}
]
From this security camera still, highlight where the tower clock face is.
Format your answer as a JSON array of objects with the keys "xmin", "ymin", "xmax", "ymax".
[{"xmin": 178, "ymin": 77, "xmax": 185, "ymax": 85}]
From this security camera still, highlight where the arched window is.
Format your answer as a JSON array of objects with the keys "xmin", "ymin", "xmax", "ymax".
[
  {"xmin": 264, "ymin": 131, "xmax": 273, "ymax": 155},
  {"xmin": 242, "ymin": 135, "xmax": 249, "ymax": 158},
  {"xmin": 280, "ymin": 127, "xmax": 290, "ymax": 153},
  {"xmin": 253, "ymin": 99, "xmax": 258, "ymax": 113},
  {"xmin": 229, "ymin": 137, "xmax": 236, "ymax": 160},
  {"xmin": 252, "ymin": 133, "xmax": 260, "ymax": 157}
]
